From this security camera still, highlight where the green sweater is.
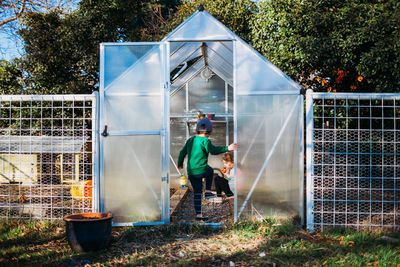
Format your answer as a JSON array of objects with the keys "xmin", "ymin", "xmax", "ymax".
[{"xmin": 178, "ymin": 136, "xmax": 228, "ymax": 175}]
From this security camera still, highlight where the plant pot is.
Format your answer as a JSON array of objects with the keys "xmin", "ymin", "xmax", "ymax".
[
  {"xmin": 207, "ymin": 113, "xmax": 215, "ymax": 120},
  {"xmin": 64, "ymin": 212, "xmax": 113, "ymax": 252}
]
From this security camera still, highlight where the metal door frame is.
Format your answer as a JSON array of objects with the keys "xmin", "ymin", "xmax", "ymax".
[{"xmin": 99, "ymin": 42, "xmax": 170, "ymax": 226}]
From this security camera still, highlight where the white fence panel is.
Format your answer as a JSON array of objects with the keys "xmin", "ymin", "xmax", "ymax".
[
  {"xmin": 0, "ymin": 94, "xmax": 98, "ymax": 220},
  {"xmin": 306, "ymin": 90, "xmax": 400, "ymax": 232}
]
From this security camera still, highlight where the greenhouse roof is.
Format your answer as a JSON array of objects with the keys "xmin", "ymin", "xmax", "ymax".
[
  {"xmin": 163, "ymin": 8, "xmax": 301, "ymax": 93},
  {"xmin": 102, "ymin": 8, "xmax": 300, "ymax": 97}
]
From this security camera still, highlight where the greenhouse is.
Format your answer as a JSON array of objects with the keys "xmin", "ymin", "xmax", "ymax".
[{"xmin": 99, "ymin": 7, "xmax": 303, "ymax": 225}]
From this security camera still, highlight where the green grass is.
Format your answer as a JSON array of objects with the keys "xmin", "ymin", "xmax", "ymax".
[{"xmin": 0, "ymin": 219, "xmax": 400, "ymax": 266}]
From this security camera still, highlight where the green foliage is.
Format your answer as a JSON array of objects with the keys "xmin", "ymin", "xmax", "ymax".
[
  {"xmin": 0, "ymin": 60, "xmax": 23, "ymax": 94},
  {"xmin": 165, "ymin": 0, "xmax": 257, "ymax": 42},
  {"xmin": 5, "ymin": 0, "xmax": 399, "ymax": 95},
  {"xmin": 273, "ymin": 220, "xmax": 297, "ymax": 236},
  {"xmin": 17, "ymin": 0, "xmax": 179, "ymax": 95},
  {"xmin": 0, "ymin": 221, "xmax": 60, "ymax": 243},
  {"xmin": 250, "ymin": 0, "xmax": 400, "ymax": 93},
  {"xmin": 19, "ymin": 11, "xmax": 88, "ymax": 94}
]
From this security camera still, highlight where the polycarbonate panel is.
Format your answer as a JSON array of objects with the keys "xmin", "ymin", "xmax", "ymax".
[
  {"xmin": 207, "ymin": 41, "xmax": 233, "ymax": 65},
  {"xmin": 236, "ymin": 41, "xmax": 300, "ymax": 93},
  {"xmin": 228, "ymin": 85, "xmax": 233, "ymax": 113},
  {"xmin": 237, "ymin": 95, "xmax": 301, "ymax": 218},
  {"xmin": 104, "ymin": 45, "xmax": 161, "ymax": 94},
  {"xmin": 188, "ymin": 74, "xmax": 226, "ymax": 113},
  {"xmin": 169, "ymin": 118, "xmax": 187, "ymax": 187},
  {"xmin": 169, "ymin": 41, "xmax": 233, "ymax": 92},
  {"xmin": 170, "ymin": 87, "xmax": 186, "ymax": 115},
  {"xmin": 104, "ymin": 45, "xmax": 153, "ymax": 88},
  {"xmin": 206, "ymin": 42, "xmax": 233, "ymax": 82},
  {"xmin": 208, "ymin": 117, "xmax": 233, "ymax": 168},
  {"xmin": 170, "ymin": 59, "xmax": 203, "ymax": 92},
  {"xmin": 208, "ymin": 57, "xmax": 232, "ymax": 86},
  {"xmin": 104, "ymin": 95, "xmax": 162, "ymax": 132},
  {"xmin": 165, "ymin": 11, "xmax": 234, "ymax": 41},
  {"xmin": 104, "ymin": 136, "xmax": 161, "ymax": 223},
  {"xmin": 170, "ymin": 42, "xmax": 202, "ymax": 71}
]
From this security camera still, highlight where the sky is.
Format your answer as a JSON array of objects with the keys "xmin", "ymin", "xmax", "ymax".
[
  {"xmin": 0, "ymin": 33, "xmax": 23, "ymax": 60},
  {"xmin": 0, "ymin": 0, "xmax": 79, "ymax": 61}
]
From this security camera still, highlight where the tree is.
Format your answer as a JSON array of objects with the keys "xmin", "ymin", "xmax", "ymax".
[
  {"xmin": 11, "ymin": 0, "xmax": 256, "ymax": 95},
  {"xmin": 250, "ymin": 0, "xmax": 400, "ymax": 92},
  {"xmin": 0, "ymin": 0, "xmax": 78, "ymax": 57},
  {"xmin": 165, "ymin": 0, "xmax": 257, "ymax": 42},
  {"xmin": 18, "ymin": 11, "xmax": 90, "ymax": 94},
  {"xmin": 0, "ymin": 0, "xmax": 78, "ymax": 28},
  {"xmin": 16, "ymin": 0, "xmax": 179, "ymax": 94},
  {"xmin": 0, "ymin": 60, "xmax": 23, "ymax": 94}
]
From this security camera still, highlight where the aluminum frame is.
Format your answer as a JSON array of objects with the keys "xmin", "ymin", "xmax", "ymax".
[{"xmin": 99, "ymin": 42, "xmax": 169, "ymax": 226}]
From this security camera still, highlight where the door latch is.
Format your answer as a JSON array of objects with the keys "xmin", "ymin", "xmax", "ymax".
[{"xmin": 101, "ymin": 125, "xmax": 108, "ymax": 137}]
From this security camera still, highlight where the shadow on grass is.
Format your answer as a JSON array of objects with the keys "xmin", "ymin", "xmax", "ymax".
[
  {"xmin": 0, "ymin": 220, "xmax": 227, "ymax": 266},
  {"xmin": 2, "ymin": 220, "xmax": 400, "ymax": 266},
  {"xmin": 112, "ymin": 220, "xmax": 400, "ymax": 267},
  {"xmin": 126, "ymin": 228, "xmax": 400, "ymax": 267},
  {"xmin": 0, "ymin": 231, "xmax": 64, "ymax": 249}
]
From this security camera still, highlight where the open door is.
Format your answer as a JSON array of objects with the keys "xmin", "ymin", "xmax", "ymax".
[
  {"xmin": 234, "ymin": 41, "xmax": 303, "ymax": 222},
  {"xmin": 99, "ymin": 43, "xmax": 169, "ymax": 225}
]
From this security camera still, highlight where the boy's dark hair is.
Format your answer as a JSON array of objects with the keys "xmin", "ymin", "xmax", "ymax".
[
  {"xmin": 222, "ymin": 151, "xmax": 234, "ymax": 163},
  {"xmin": 196, "ymin": 125, "xmax": 212, "ymax": 135}
]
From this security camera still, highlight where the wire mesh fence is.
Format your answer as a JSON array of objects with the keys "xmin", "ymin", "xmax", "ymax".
[
  {"xmin": 0, "ymin": 95, "xmax": 97, "ymax": 221},
  {"xmin": 306, "ymin": 91, "xmax": 400, "ymax": 232}
]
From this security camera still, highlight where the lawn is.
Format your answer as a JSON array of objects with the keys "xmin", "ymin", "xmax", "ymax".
[{"xmin": 1, "ymin": 218, "xmax": 400, "ymax": 266}]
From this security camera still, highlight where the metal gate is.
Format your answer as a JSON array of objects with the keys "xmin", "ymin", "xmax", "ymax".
[
  {"xmin": 306, "ymin": 90, "xmax": 400, "ymax": 231},
  {"xmin": 0, "ymin": 94, "xmax": 98, "ymax": 220}
]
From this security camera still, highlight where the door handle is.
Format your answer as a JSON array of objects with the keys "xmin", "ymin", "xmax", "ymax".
[{"xmin": 101, "ymin": 125, "xmax": 108, "ymax": 137}]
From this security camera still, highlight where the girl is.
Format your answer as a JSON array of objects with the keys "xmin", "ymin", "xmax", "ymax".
[{"xmin": 211, "ymin": 152, "xmax": 238, "ymax": 203}]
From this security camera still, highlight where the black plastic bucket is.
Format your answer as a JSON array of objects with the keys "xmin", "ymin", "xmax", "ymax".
[{"xmin": 64, "ymin": 212, "xmax": 113, "ymax": 252}]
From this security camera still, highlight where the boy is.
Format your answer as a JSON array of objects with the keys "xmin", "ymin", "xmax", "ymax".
[{"xmin": 178, "ymin": 118, "xmax": 237, "ymax": 220}]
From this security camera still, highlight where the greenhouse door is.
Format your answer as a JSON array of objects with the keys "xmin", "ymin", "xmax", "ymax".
[
  {"xmin": 234, "ymin": 40, "xmax": 304, "ymax": 223},
  {"xmin": 99, "ymin": 43, "xmax": 169, "ymax": 225}
]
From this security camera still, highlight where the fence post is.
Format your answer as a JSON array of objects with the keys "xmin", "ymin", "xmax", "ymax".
[
  {"xmin": 299, "ymin": 94, "xmax": 305, "ymax": 227},
  {"xmin": 92, "ymin": 91, "xmax": 100, "ymax": 212},
  {"xmin": 306, "ymin": 89, "xmax": 314, "ymax": 232}
]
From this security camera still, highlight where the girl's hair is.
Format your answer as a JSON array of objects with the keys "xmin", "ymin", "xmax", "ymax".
[{"xmin": 222, "ymin": 151, "xmax": 234, "ymax": 163}]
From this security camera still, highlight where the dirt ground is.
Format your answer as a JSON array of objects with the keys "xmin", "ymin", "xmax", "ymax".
[{"xmin": 171, "ymin": 187, "xmax": 234, "ymax": 224}]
